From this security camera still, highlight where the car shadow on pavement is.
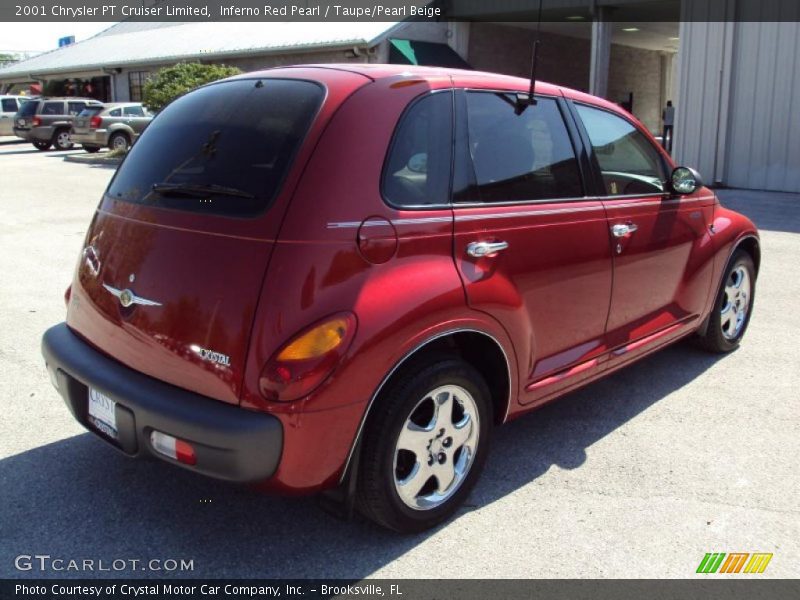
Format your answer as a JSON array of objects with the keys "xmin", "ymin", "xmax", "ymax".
[{"xmin": 0, "ymin": 343, "xmax": 722, "ymax": 579}]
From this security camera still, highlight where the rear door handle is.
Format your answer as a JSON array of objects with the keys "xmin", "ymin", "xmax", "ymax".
[
  {"xmin": 466, "ymin": 240, "xmax": 509, "ymax": 258},
  {"xmin": 611, "ymin": 222, "xmax": 638, "ymax": 237}
]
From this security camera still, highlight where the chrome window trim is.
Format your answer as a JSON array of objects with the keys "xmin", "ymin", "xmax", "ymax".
[
  {"xmin": 338, "ymin": 327, "xmax": 513, "ymax": 485},
  {"xmin": 326, "ymin": 195, "xmax": 714, "ymax": 229}
]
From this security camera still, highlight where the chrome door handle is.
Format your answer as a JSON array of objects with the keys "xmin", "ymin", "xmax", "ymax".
[
  {"xmin": 466, "ymin": 240, "xmax": 509, "ymax": 258},
  {"xmin": 611, "ymin": 222, "xmax": 638, "ymax": 238}
]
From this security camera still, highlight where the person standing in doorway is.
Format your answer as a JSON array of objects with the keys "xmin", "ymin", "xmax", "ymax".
[{"xmin": 662, "ymin": 100, "xmax": 675, "ymax": 153}]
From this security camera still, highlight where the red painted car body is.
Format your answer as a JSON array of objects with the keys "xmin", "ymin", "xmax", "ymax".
[{"xmin": 43, "ymin": 65, "xmax": 759, "ymax": 503}]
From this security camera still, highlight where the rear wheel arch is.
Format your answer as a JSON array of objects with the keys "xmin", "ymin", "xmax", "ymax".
[{"xmin": 338, "ymin": 328, "xmax": 513, "ymax": 486}]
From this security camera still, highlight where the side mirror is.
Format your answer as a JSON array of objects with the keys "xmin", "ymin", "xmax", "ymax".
[{"xmin": 670, "ymin": 166, "xmax": 703, "ymax": 195}]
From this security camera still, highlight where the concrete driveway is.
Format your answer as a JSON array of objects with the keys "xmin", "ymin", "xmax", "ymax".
[{"xmin": 0, "ymin": 138, "xmax": 797, "ymax": 579}]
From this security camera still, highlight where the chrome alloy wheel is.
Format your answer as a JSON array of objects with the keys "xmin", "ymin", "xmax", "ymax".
[
  {"xmin": 393, "ymin": 385, "xmax": 479, "ymax": 511},
  {"xmin": 56, "ymin": 130, "xmax": 72, "ymax": 149},
  {"xmin": 721, "ymin": 265, "xmax": 751, "ymax": 340}
]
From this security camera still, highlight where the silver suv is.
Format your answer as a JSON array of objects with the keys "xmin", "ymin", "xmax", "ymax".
[
  {"xmin": 14, "ymin": 97, "xmax": 103, "ymax": 150},
  {"xmin": 71, "ymin": 103, "xmax": 152, "ymax": 153},
  {"xmin": 0, "ymin": 95, "xmax": 28, "ymax": 136}
]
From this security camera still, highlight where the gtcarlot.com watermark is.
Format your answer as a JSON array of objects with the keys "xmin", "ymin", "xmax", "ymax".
[{"xmin": 14, "ymin": 554, "xmax": 194, "ymax": 573}]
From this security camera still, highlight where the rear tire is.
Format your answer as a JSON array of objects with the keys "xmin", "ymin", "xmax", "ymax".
[
  {"xmin": 356, "ymin": 357, "xmax": 491, "ymax": 532},
  {"xmin": 52, "ymin": 129, "xmax": 73, "ymax": 151},
  {"xmin": 32, "ymin": 140, "xmax": 51, "ymax": 151},
  {"xmin": 109, "ymin": 132, "xmax": 130, "ymax": 152},
  {"xmin": 696, "ymin": 250, "xmax": 755, "ymax": 353}
]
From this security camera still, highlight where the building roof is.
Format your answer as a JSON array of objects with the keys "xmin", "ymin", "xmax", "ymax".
[{"xmin": 0, "ymin": 21, "xmax": 401, "ymax": 81}]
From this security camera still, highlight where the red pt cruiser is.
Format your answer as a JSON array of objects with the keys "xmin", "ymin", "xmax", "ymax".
[{"xmin": 42, "ymin": 65, "xmax": 759, "ymax": 532}]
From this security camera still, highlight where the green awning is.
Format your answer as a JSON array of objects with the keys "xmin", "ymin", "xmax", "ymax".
[{"xmin": 389, "ymin": 39, "xmax": 472, "ymax": 70}]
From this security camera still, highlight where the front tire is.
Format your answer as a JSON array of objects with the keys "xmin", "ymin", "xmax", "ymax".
[
  {"xmin": 83, "ymin": 145, "xmax": 101, "ymax": 153},
  {"xmin": 32, "ymin": 140, "xmax": 51, "ymax": 151},
  {"xmin": 696, "ymin": 249, "xmax": 755, "ymax": 353},
  {"xmin": 357, "ymin": 357, "xmax": 492, "ymax": 532}
]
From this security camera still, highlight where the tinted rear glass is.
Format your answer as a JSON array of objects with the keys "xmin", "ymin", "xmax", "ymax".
[
  {"xmin": 18, "ymin": 100, "xmax": 39, "ymax": 117},
  {"xmin": 79, "ymin": 106, "xmax": 103, "ymax": 117},
  {"xmin": 107, "ymin": 78, "xmax": 324, "ymax": 218}
]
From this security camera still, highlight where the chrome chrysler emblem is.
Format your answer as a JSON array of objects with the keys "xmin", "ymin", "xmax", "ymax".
[{"xmin": 102, "ymin": 283, "xmax": 162, "ymax": 307}]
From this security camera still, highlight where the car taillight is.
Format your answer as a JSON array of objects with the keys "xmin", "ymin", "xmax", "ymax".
[
  {"xmin": 32, "ymin": 116, "xmax": 41, "ymax": 127},
  {"xmin": 259, "ymin": 313, "xmax": 357, "ymax": 402},
  {"xmin": 89, "ymin": 115, "xmax": 102, "ymax": 129},
  {"xmin": 150, "ymin": 431, "xmax": 196, "ymax": 465}
]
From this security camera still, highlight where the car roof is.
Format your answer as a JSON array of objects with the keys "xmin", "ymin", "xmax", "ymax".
[
  {"xmin": 38, "ymin": 97, "xmax": 102, "ymax": 102},
  {"xmin": 238, "ymin": 63, "xmax": 624, "ymax": 114},
  {"xmin": 102, "ymin": 102, "xmax": 144, "ymax": 108}
]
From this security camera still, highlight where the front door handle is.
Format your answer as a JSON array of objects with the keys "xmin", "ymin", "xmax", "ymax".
[
  {"xmin": 466, "ymin": 240, "xmax": 509, "ymax": 258},
  {"xmin": 611, "ymin": 222, "xmax": 638, "ymax": 238}
]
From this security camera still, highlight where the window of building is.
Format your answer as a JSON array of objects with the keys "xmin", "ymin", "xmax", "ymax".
[
  {"xmin": 128, "ymin": 71, "xmax": 151, "ymax": 102},
  {"xmin": 456, "ymin": 93, "xmax": 583, "ymax": 203},
  {"xmin": 382, "ymin": 91, "xmax": 453, "ymax": 208},
  {"xmin": 575, "ymin": 103, "xmax": 666, "ymax": 196}
]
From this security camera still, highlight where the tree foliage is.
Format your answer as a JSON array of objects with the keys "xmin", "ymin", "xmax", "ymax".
[{"xmin": 142, "ymin": 62, "xmax": 242, "ymax": 112}]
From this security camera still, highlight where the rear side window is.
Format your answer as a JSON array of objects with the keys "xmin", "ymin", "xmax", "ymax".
[
  {"xmin": 18, "ymin": 100, "xmax": 39, "ymax": 117},
  {"xmin": 41, "ymin": 102, "xmax": 64, "ymax": 115},
  {"xmin": 68, "ymin": 102, "xmax": 86, "ymax": 115},
  {"xmin": 575, "ymin": 103, "xmax": 666, "ymax": 196},
  {"xmin": 382, "ymin": 91, "xmax": 453, "ymax": 207},
  {"xmin": 108, "ymin": 108, "xmax": 122, "ymax": 117},
  {"xmin": 457, "ymin": 93, "xmax": 583, "ymax": 203},
  {"xmin": 123, "ymin": 105, "xmax": 145, "ymax": 117},
  {"xmin": 2, "ymin": 98, "xmax": 17, "ymax": 112},
  {"xmin": 107, "ymin": 78, "xmax": 324, "ymax": 218}
]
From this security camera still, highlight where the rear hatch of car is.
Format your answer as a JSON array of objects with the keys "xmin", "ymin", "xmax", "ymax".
[
  {"xmin": 14, "ymin": 99, "xmax": 39, "ymax": 132},
  {"xmin": 66, "ymin": 75, "xmax": 347, "ymax": 404},
  {"xmin": 72, "ymin": 105, "xmax": 104, "ymax": 135}
]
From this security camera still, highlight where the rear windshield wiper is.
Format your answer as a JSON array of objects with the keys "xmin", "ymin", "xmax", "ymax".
[{"xmin": 151, "ymin": 182, "xmax": 254, "ymax": 199}]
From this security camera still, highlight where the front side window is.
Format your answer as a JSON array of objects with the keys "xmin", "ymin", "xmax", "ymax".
[
  {"xmin": 41, "ymin": 102, "xmax": 64, "ymax": 116},
  {"xmin": 107, "ymin": 78, "xmax": 324, "ymax": 218},
  {"xmin": 382, "ymin": 91, "xmax": 453, "ymax": 208},
  {"xmin": 575, "ymin": 103, "xmax": 666, "ymax": 196},
  {"xmin": 68, "ymin": 102, "xmax": 86, "ymax": 115},
  {"xmin": 123, "ymin": 105, "xmax": 145, "ymax": 117},
  {"xmin": 456, "ymin": 93, "xmax": 583, "ymax": 203}
]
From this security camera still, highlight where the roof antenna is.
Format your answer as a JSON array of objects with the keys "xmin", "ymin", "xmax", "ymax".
[{"xmin": 515, "ymin": 0, "xmax": 544, "ymax": 115}]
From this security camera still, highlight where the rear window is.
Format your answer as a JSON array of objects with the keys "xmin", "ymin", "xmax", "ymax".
[
  {"xmin": 79, "ymin": 106, "xmax": 103, "ymax": 117},
  {"xmin": 107, "ymin": 78, "xmax": 324, "ymax": 218},
  {"xmin": 18, "ymin": 100, "xmax": 39, "ymax": 117}
]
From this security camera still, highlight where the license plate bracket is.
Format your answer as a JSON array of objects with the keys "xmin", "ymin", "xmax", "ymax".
[{"xmin": 88, "ymin": 388, "xmax": 118, "ymax": 439}]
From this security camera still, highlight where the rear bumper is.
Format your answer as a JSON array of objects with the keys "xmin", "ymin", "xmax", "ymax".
[
  {"xmin": 41, "ymin": 323, "xmax": 283, "ymax": 483},
  {"xmin": 71, "ymin": 130, "xmax": 107, "ymax": 146},
  {"xmin": 14, "ymin": 126, "xmax": 52, "ymax": 142}
]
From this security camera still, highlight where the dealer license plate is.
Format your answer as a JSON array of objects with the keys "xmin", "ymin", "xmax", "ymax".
[{"xmin": 88, "ymin": 388, "xmax": 117, "ymax": 439}]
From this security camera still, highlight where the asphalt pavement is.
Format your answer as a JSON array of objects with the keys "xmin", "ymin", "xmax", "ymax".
[{"xmin": 0, "ymin": 137, "xmax": 797, "ymax": 578}]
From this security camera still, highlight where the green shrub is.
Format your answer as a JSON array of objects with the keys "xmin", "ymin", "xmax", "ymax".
[{"xmin": 142, "ymin": 62, "xmax": 242, "ymax": 112}]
